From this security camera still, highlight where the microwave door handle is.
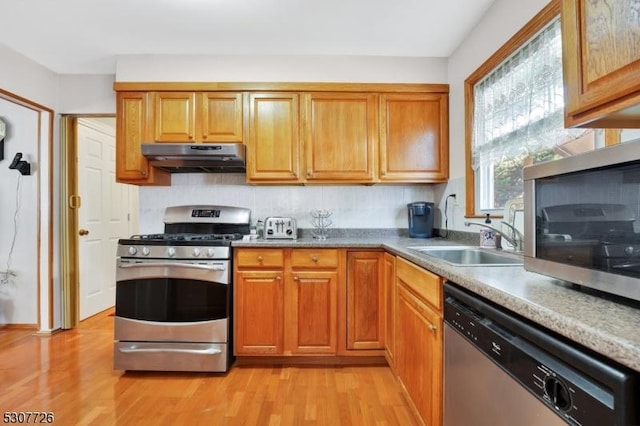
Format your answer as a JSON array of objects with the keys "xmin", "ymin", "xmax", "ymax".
[
  {"xmin": 119, "ymin": 262, "xmax": 226, "ymax": 271},
  {"xmin": 611, "ymin": 262, "xmax": 640, "ymax": 270}
]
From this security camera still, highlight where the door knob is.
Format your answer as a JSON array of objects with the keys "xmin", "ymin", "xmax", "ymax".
[{"xmin": 79, "ymin": 229, "xmax": 89, "ymax": 236}]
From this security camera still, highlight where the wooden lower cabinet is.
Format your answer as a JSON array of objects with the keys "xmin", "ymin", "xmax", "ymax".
[
  {"xmin": 234, "ymin": 270, "xmax": 284, "ymax": 355},
  {"xmin": 395, "ymin": 258, "xmax": 443, "ymax": 426},
  {"xmin": 234, "ymin": 248, "xmax": 340, "ymax": 356},
  {"xmin": 346, "ymin": 251, "xmax": 385, "ymax": 350},
  {"xmin": 287, "ymin": 270, "xmax": 338, "ymax": 354},
  {"xmin": 234, "ymin": 248, "xmax": 444, "ymax": 425},
  {"xmin": 383, "ymin": 252, "xmax": 396, "ymax": 368}
]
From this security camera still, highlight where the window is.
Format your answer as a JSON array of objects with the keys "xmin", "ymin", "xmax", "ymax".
[{"xmin": 464, "ymin": 0, "xmax": 605, "ymax": 217}]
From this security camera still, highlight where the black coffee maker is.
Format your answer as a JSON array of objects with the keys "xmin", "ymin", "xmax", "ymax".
[{"xmin": 407, "ymin": 202, "xmax": 435, "ymax": 238}]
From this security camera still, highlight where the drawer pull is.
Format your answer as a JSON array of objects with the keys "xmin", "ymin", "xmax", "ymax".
[
  {"xmin": 311, "ymin": 255, "xmax": 319, "ymax": 263},
  {"xmin": 293, "ymin": 276, "xmax": 299, "ymax": 281},
  {"xmin": 257, "ymin": 255, "xmax": 264, "ymax": 262},
  {"xmin": 428, "ymin": 323, "xmax": 437, "ymax": 332}
]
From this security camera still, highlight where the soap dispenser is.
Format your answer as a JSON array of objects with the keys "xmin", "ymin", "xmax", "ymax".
[{"xmin": 479, "ymin": 214, "xmax": 500, "ymax": 248}]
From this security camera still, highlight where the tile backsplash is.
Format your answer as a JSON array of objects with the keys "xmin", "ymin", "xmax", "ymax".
[{"xmin": 138, "ymin": 174, "xmax": 435, "ymax": 234}]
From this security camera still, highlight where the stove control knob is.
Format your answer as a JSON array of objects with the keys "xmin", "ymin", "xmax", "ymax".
[
  {"xmin": 167, "ymin": 247, "xmax": 176, "ymax": 257},
  {"xmin": 193, "ymin": 248, "xmax": 202, "ymax": 257},
  {"xmin": 625, "ymin": 246, "xmax": 635, "ymax": 255},
  {"xmin": 206, "ymin": 248, "xmax": 216, "ymax": 258},
  {"xmin": 141, "ymin": 247, "xmax": 150, "ymax": 256},
  {"xmin": 128, "ymin": 246, "xmax": 138, "ymax": 256}
]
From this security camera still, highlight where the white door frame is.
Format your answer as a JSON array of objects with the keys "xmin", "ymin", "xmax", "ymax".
[{"xmin": 0, "ymin": 89, "xmax": 54, "ymax": 331}]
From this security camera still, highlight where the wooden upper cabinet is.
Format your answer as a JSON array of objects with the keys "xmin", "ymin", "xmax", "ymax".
[
  {"xmin": 303, "ymin": 93, "xmax": 378, "ymax": 182},
  {"xmin": 199, "ymin": 93, "xmax": 243, "ymax": 142},
  {"xmin": 563, "ymin": 0, "xmax": 640, "ymax": 127},
  {"xmin": 153, "ymin": 92, "xmax": 243, "ymax": 142},
  {"xmin": 114, "ymin": 83, "xmax": 450, "ymax": 185},
  {"xmin": 153, "ymin": 92, "xmax": 196, "ymax": 142},
  {"xmin": 115, "ymin": 92, "xmax": 170, "ymax": 185},
  {"xmin": 379, "ymin": 93, "xmax": 449, "ymax": 182},
  {"xmin": 246, "ymin": 93, "xmax": 301, "ymax": 182}
]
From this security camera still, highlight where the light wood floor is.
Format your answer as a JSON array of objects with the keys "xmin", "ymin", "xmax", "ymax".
[{"xmin": 0, "ymin": 309, "xmax": 419, "ymax": 426}]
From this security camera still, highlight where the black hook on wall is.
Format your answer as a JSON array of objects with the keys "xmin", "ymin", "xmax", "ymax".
[{"xmin": 9, "ymin": 152, "xmax": 31, "ymax": 176}]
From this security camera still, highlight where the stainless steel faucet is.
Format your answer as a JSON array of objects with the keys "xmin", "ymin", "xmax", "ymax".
[{"xmin": 464, "ymin": 221, "xmax": 524, "ymax": 252}]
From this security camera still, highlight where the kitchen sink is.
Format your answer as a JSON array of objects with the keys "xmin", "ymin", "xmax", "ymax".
[{"xmin": 407, "ymin": 246, "xmax": 523, "ymax": 266}]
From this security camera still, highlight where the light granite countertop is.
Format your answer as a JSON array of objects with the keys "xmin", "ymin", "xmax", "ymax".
[{"xmin": 233, "ymin": 235, "xmax": 640, "ymax": 373}]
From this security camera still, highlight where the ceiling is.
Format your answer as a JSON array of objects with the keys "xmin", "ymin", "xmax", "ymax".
[{"xmin": 0, "ymin": 0, "xmax": 495, "ymax": 75}]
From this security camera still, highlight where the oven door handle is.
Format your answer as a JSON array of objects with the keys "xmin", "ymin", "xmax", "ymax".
[
  {"xmin": 116, "ymin": 261, "xmax": 229, "ymax": 283},
  {"xmin": 119, "ymin": 262, "xmax": 226, "ymax": 271},
  {"xmin": 118, "ymin": 345, "xmax": 222, "ymax": 355}
]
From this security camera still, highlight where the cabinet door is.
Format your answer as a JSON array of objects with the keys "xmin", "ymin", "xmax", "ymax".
[
  {"xmin": 396, "ymin": 283, "xmax": 443, "ymax": 426},
  {"xmin": 563, "ymin": 0, "xmax": 640, "ymax": 127},
  {"xmin": 287, "ymin": 270, "xmax": 338, "ymax": 354},
  {"xmin": 115, "ymin": 92, "xmax": 170, "ymax": 185},
  {"xmin": 304, "ymin": 93, "xmax": 377, "ymax": 182},
  {"xmin": 379, "ymin": 93, "xmax": 449, "ymax": 182},
  {"xmin": 346, "ymin": 252, "xmax": 384, "ymax": 350},
  {"xmin": 383, "ymin": 252, "xmax": 396, "ymax": 367},
  {"xmin": 234, "ymin": 270, "xmax": 284, "ymax": 355},
  {"xmin": 247, "ymin": 93, "xmax": 301, "ymax": 182},
  {"xmin": 153, "ymin": 92, "xmax": 196, "ymax": 142},
  {"xmin": 198, "ymin": 92, "xmax": 243, "ymax": 142}
]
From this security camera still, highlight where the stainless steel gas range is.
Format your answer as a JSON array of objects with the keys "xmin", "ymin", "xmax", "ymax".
[{"xmin": 113, "ymin": 205, "xmax": 250, "ymax": 372}]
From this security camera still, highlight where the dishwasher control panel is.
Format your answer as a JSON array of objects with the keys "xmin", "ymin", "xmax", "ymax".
[{"xmin": 444, "ymin": 282, "xmax": 639, "ymax": 426}]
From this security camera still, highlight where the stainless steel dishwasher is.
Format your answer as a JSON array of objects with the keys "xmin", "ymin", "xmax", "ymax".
[{"xmin": 443, "ymin": 282, "xmax": 639, "ymax": 426}]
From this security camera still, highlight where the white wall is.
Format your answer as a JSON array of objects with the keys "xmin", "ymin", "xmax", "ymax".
[
  {"xmin": 436, "ymin": 0, "xmax": 551, "ymax": 231},
  {"xmin": 116, "ymin": 55, "xmax": 448, "ymax": 83},
  {"xmin": 1, "ymin": 43, "xmax": 116, "ymax": 329},
  {"xmin": 0, "ymin": 99, "xmax": 40, "ymax": 324},
  {"xmin": 57, "ymin": 74, "xmax": 116, "ymax": 114},
  {"xmin": 0, "ymin": 44, "xmax": 58, "ymax": 109}
]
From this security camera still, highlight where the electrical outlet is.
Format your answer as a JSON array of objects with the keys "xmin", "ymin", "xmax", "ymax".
[
  {"xmin": 0, "ymin": 270, "xmax": 16, "ymax": 285},
  {"xmin": 449, "ymin": 193, "xmax": 459, "ymax": 206}
]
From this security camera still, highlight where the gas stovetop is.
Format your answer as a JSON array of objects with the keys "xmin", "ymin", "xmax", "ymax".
[
  {"xmin": 121, "ymin": 232, "xmax": 246, "ymax": 245},
  {"xmin": 117, "ymin": 205, "xmax": 251, "ymax": 259}
]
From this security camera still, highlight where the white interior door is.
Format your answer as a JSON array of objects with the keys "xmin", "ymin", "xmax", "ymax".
[{"xmin": 77, "ymin": 118, "xmax": 138, "ymax": 320}]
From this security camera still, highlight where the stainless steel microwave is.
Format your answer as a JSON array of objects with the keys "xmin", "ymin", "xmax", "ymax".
[{"xmin": 523, "ymin": 141, "xmax": 640, "ymax": 303}]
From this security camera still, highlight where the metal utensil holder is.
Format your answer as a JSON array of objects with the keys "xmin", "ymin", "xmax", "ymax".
[{"xmin": 311, "ymin": 209, "xmax": 332, "ymax": 240}]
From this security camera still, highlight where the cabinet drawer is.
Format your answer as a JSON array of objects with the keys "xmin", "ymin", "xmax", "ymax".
[
  {"xmin": 291, "ymin": 249, "xmax": 339, "ymax": 268},
  {"xmin": 236, "ymin": 249, "xmax": 284, "ymax": 268},
  {"xmin": 396, "ymin": 257, "xmax": 442, "ymax": 311}
]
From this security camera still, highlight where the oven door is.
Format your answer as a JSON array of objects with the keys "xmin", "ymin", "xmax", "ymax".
[{"xmin": 115, "ymin": 258, "xmax": 230, "ymax": 343}]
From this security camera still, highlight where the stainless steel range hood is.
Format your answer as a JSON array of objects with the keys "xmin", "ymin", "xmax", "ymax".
[{"xmin": 141, "ymin": 143, "xmax": 246, "ymax": 173}]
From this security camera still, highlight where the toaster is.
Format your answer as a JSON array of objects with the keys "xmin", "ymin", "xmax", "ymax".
[{"xmin": 264, "ymin": 217, "xmax": 297, "ymax": 239}]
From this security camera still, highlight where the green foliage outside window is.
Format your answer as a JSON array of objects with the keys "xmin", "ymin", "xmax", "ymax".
[{"xmin": 492, "ymin": 149, "xmax": 560, "ymax": 209}]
